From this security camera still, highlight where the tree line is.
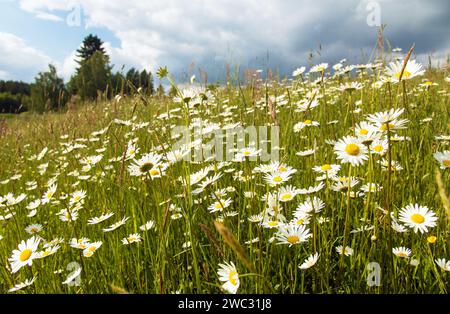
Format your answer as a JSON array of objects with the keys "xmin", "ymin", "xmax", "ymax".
[{"xmin": 1, "ymin": 34, "xmax": 164, "ymax": 114}]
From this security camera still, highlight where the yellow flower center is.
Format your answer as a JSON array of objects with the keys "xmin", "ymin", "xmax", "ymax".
[
  {"xmin": 278, "ymin": 166, "xmax": 287, "ymax": 172},
  {"xmin": 267, "ymin": 221, "xmax": 278, "ymax": 227},
  {"xmin": 74, "ymin": 195, "xmax": 81, "ymax": 202},
  {"xmin": 273, "ymin": 176, "xmax": 283, "ymax": 183},
  {"xmin": 88, "ymin": 246, "xmax": 97, "ymax": 252},
  {"xmin": 411, "ymin": 213, "xmax": 425, "ymax": 224},
  {"xmin": 228, "ymin": 271, "xmax": 238, "ymax": 286},
  {"xmin": 281, "ymin": 193, "xmax": 292, "ymax": 201},
  {"xmin": 296, "ymin": 219, "xmax": 304, "ymax": 225},
  {"xmin": 396, "ymin": 70, "xmax": 411, "ymax": 79},
  {"xmin": 19, "ymin": 249, "xmax": 32, "ymax": 262},
  {"xmin": 373, "ymin": 145, "xmax": 383, "ymax": 152},
  {"xmin": 46, "ymin": 191, "xmax": 54, "ymax": 199},
  {"xmin": 379, "ymin": 123, "xmax": 395, "ymax": 131},
  {"xmin": 129, "ymin": 149, "xmax": 135, "ymax": 155},
  {"xmin": 345, "ymin": 143, "xmax": 360, "ymax": 156},
  {"xmin": 321, "ymin": 164, "xmax": 332, "ymax": 171},
  {"xmin": 359, "ymin": 128, "xmax": 369, "ymax": 135},
  {"xmin": 303, "ymin": 120, "xmax": 312, "ymax": 125},
  {"xmin": 424, "ymin": 81, "xmax": 433, "ymax": 86},
  {"xmin": 287, "ymin": 235, "xmax": 300, "ymax": 244},
  {"xmin": 149, "ymin": 169, "xmax": 160, "ymax": 176},
  {"xmin": 397, "ymin": 252, "xmax": 408, "ymax": 257},
  {"xmin": 243, "ymin": 151, "xmax": 251, "ymax": 156},
  {"xmin": 443, "ymin": 160, "xmax": 450, "ymax": 167},
  {"xmin": 214, "ymin": 202, "xmax": 223, "ymax": 209}
]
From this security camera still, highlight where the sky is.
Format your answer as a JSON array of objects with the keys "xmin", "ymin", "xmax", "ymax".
[{"xmin": 0, "ymin": 0, "xmax": 448, "ymax": 83}]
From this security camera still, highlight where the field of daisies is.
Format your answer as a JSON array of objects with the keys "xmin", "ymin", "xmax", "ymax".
[{"xmin": 0, "ymin": 54, "xmax": 449, "ymax": 294}]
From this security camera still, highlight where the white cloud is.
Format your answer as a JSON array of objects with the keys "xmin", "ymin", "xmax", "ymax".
[
  {"xmin": 61, "ymin": 50, "xmax": 78, "ymax": 81},
  {"xmin": 0, "ymin": 70, "xmax": 10, "ymax": 80},
  {"xmin": 35, "ymin": 11, "xmax": 63, "ymax": 22},
  {"xmin": 11, "ymin": 0, "xmax": 450, "ymax": 80},
  {"xmin": 0, "ymin": 32, "xmax": 54, "ymax": 81}
]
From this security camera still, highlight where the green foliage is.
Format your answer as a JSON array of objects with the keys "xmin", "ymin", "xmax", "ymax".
[
  {"xmin": 0, "ymin": 92, "xmax": 28, "ymax": 113},
  {"xmin": 30, "ymin": 64, "xmax": 67, "ymax": 112},
  {"xmin": 0, "ymin": 80, "xmax": 31, "ymax": 113},
  {"xmin": 0, "ymin": 80, "xmax": 30, "ymax": 96},
  {"xmin": 70, "ymin": 51, "xmax": 112, "ymax": 101},
  {"xmin": 76, "ymin": 34, "xmax": 107, "ymax": 64},
  {"xmin": 156, "ymin": 83, "xmax": 165, "ymax": 97}
]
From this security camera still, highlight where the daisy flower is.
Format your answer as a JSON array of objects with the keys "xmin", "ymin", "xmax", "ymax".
[
  {"xmin": 391, "ymin": 220, "xmax": 408, "ymax": 233},
  {"xmin": 378, "ymin": 158, "xmax": 403, "ymax": 172},
  {"xmin": 295, "ymin": 149, "xmax": 316, "ymax": 157},
  {"xmin": 41, "ymin": 184, "xmax": 57, "ymax": 204},
  {"xmin": 294, "ymin": 197, "xmax": 325, "ymax": 215},
  {"xmin": 298, "ymin": 253, "xmax": 320, "ymax": 269},
  {"xmin": 277, "ymin": 185, "xmax": 300, "ymax": 202},
  {"xmin": 435, "ymin": 258, "xmax": 450, "ymax": 272},
  {"xmin": 360, "ymin": 182, "xmax": 382, "ymax": 193},
  {"xmin": 433, "ymin": 151, "xmax": 450, "ymax": 169},
  {"xmin": 37, "ymin": 244, "xmax": 60, "ymax": 258},
  {"xmin": 70, "ymin": 238, "xmax": 91, "ymax": 250},
  {"xmin": 370, "ymin": 138, "xmax": 388, "ymax": 155},
  {"xmin": 392, "ymin": 247, "xmax": 412, "ymax": 258},
  {"xmin": 340, "ymin": 82, "xmax": 363, "ymax": 92},
  {"xmin": 8, "ymin": 236, "xmax": 41, "ymax": 273},
  {"xmin": 62, "ymin": 267, "xmax": 82, "ymax": 286},
  {"xmin": 293, "ymin": 120, "xmax": 320, "ymax": 132},
  {"xmin": 297, "ymin": 182, "xmax": 325, "ymax": 195},
  {"xmin": 354, "ymin": 121, "xmax": 378, "ymax": 144},
  {"xmin": 292, "ymin": 67, "xmax": 306, "ymax": 77},
  {"xmin": 264, "ymin": 171, "xmax": 293, "ymax": 186},
  {"xmin": 234, "ymin": 147, "xmax": 261, "ymax": 161},
  {"xmin": 310, "ymin": 63, "xmax": 328, "ymax": 73},
  {"xmin": 248, "ymin": 214, "xmax": 264, "ymax": 223},
  {"xmin": 398, "ymin": 204, "xmax": 437, "ymax": 234},
  {"xmin": 312, "ymin": 164, "xmax": 340, "ymax": 176},
  {"xmin": 217, "ymin": 261, "xmax": 240, "ymax": 294},
  {"xmin": 261, "ymin": 219, "xmax": 285, "ymax": 229},
  {"xmin": 330, "ymin": 176, "xmax": 359, "ymax": 192},
  {"xmin": 26, "ymin": 199, "xmax": 41, "ymax": 210},
  {"xmin": 139, "ymin": 220, "xmax": 156, "ymax": 231},
  {"xmin": 122, "ymin": 233, "xmax": 142, "ymax": 245},
  {"xmin": 335, "ymin": 245, "xmax": 353, "ymax": 256},
  {"xmin": 83, "ymin": 241, "xmax": 102, "ymax": 257},
  {"xmin": 125, "ymin": 141, "xmax": 140, "ymax": 160},
  {"xmin": 8, "ymin": 277, "xmax": 36, "ymax": 293},
  {"xmin": 25, "ymin": 224, "xmax": 43, "ymax": 235},
  {"xmin": 275, "ymin": 224, "xmax": 312, "ymax": 246},
  {"xmin": 69, "ymin": 190, "xmax": 86, "ymax": 205},
  {"xmin": 208, "ymin": 198, "xmax": 232, "ymax": 213},
  {"xmin": 367, "ymin": 108, "xmax": 408, "ymax": 132},
  {"xmin": 87, "ymin": 212, "xmax": 115, "ymax": 225},
  {"xmin": 128, "ymin": 152, "xmax": 164, "ymax": 177},
  {"xmin": 103, "ymin": 217, "xmax": 129, "ymax": 232},
  {"xmin": 334, "ymin": 136, "xmax": 368, "ymax": 166},
  {"xmin": 386, "ymin": 59, "xmax": 425, "ymax": 81}
]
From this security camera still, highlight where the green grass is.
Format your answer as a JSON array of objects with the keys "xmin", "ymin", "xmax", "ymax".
[{"xmin": 0, "ymin": 62, "xmax": 449, "ymax": 294}]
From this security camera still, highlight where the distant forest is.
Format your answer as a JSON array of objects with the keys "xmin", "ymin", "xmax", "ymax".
[{"xmin": 1, "ymin": 34, "xmax": 164, "ymax": 114}]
